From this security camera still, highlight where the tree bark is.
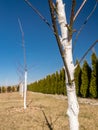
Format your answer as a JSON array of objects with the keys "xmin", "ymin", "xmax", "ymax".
[
  {"xmin": 24, "ymin": 70, "xmax": 27, "ymax": 109},
  {"xmin": 19, "ymin": 82, "xmax": 23, "ymax": 97},
  {"xmin": 56, "ymin": 0, "xmax": 79, "ymax": 129}
]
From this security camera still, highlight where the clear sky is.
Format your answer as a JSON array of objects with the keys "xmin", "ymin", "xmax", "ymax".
[{"xmin": 0, "ymin": 0, "xmax": 98, "ymax": 86}]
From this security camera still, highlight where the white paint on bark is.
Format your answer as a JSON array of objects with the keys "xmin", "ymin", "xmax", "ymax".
[
  {"xmin": 24, "ymin": 70, "xmax": 27, "ymax": 109},
  {"xmin": 19, "ymin": 82, "xmax": 24, "ymax": 97},
  {"xmin": 56, "ymin": 0, "xmax": 79, "ymax": 130}
]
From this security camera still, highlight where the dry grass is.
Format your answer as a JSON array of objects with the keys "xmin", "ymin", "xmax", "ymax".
[{"xmin": 0, "ymin": 92, "xmax": 98, "ymax": 130}]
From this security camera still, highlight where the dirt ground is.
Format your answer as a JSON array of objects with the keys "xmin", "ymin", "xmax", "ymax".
[{"xmin": 0, "ymin": 92, "xmax": 98, "ymax": 130}]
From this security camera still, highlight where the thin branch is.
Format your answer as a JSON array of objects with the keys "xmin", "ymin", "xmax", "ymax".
[
  {"xmin": 79, "ymin": 40, "xmax": 98, "ymax": 64},
  {"xmin": 18, "ymin": 18, "xmax": 27, "ymax": 70},
  {"xmin": 41, "ymin": 110, "xmax": 53, "ymax": 130},
  {"xmin": 68, "ymin": 0, "xmax": 76, "ymax": 41},
  {"xmin": 70, "ymin": 0, "xmax": 76, "ymax": 26},
  {"xmin": 17, "ymin": 66, "xmax": 24, "ymax": 79},
  {"xmin": 73, "ymin": 1, "xmax": 98, "ymax": 53},
  {"xmin": 24, "ymin": 0, "xmax": 53, "ymax": 31},
  {"xmin": 73, "ymin": 0, "xmax": 87, "ymax": 21}
]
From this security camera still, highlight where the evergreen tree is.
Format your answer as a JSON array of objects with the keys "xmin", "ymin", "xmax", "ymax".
[
  {"xmin": 89, "ymin": 53, "xmax": 98, "ymax": 98},
  {"xmin": 42, "ymin": 78, "xmax": 47, "ymax": 93},
  {"xmin": 51, "ymin": 73, "xmax": 56, "ymax": 94},
  {"xmin": 80, "ymin": 60, "xmax": 91, "ymax": 98},
  {"xmin": 44, "ymin": 75, "xmax": 51, "ymax": 94},
  {"xmin": 55, "ymin": 71, "xmax": 60, "ymax": 94},
  {"xmin": 2, "ymin": 86, "xmax": 6, "ymax": 93},
  {"xmin": 74, "ymin": 60, "xmax": 82, "ymax": 96},
  {"xmin": 12, "ymin": 86, "xmax": 16, "ymax": 92},
  {"xmin": 7, "ymin": 86, "xmax": 12, "ymax": 92},
  {"xmin": 59, "ymin": 68, "xmax": 66, "ymax": 95}
]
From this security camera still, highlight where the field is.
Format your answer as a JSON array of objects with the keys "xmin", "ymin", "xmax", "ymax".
[{"xmin": 0, "ymin": 92, "xmax": 98, "ymax": 130}]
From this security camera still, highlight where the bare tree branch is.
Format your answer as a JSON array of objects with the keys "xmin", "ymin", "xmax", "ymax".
[
  {"xmin": 18, "ymin": 18, "xmax": 27, "ymax": 70},
  {"xmin": 70, "ymin": 0, "xmax": 76, "ymax": 26},
  {"xmin": 73, "ymin": 1, "xmax": 98, "ymax": 53},
  {"xmin": 41, "ymin": 110, "xmax": 53, "ymax": 130},
  {"xmin": 24, "ymin": 0, "xmax": 53, "ymax": 31},
  {"xmin": 73, "ymin": 0, "xmax": 87, "ymax": 21},
  {"xmin": 68, "ymin": 0, "xmax": 76, "ymax": 41},
  {"xmin": 79, "ymin": 40, "xmax": 98, "ymax": 64}
]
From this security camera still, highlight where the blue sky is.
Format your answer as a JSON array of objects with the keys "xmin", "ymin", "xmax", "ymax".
[{"xmin": 0, "ymin": 0, "xmax": 98, "ymax": 86}]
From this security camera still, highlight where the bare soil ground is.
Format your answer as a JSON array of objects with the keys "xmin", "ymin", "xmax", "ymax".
[{"xmin": 0, "ymin": 92, "xmax": 98, "ymax": 130}]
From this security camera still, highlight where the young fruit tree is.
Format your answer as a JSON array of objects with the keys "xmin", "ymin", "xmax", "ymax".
[
  {"xmin": 48, "ymin": 0, "xmax": 97, "ymax": 129},
  {"xmin": 18, "ymin": 18, "xmax": 27, "ymax": 109},
  {"xmin": 48, "ymin": 0, "xmax": 79, "ymax": 129},
  {"xmin": 24, "ymin": 0, "xmax": 98, "ymax": 129}
]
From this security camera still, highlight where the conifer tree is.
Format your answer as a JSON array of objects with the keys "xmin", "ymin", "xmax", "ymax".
[
  {"xmin": 51, "ymin": 73, "xmax": 56, "ymax": 94},
  {"xmin": 59, "ymin": 68, "xmax": 66, "ymax": 95},
  {"xmin": 55, "ymin": 71, "xmax": 60, "ymax": 94},
  {"xmin": 74, "ymin": 60, "xmax": 82, "ymax": 96},
  {"xmin": 46, "ymin": 75, "xmax": 51, "ymax": 93},
  {"xmin": 80, "ymin": 60, "xmax": 91, "ymax": 98},
  {"xmin": 89, "ymin": 53, "xmax": 98, "ymax": 98},
  {"xmin": 2, "ymin": 86, "xmax": 6, "ymax": 93}
]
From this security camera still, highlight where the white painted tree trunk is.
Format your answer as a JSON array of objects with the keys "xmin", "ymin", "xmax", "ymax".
[
  {"xmin": 56, "ymin": 0, "xmax": 79, "ymax": 130},
  {"xmin": 19, "ymin": 82, "xmax": 23, "ymax": 97},
  {"xmin": 24, "ymin": 70, "xmax": 27, "ymax": 109}
]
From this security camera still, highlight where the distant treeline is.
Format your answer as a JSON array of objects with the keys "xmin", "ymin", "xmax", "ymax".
[
  {"xmin": 0, "ymin": 86, "xmax": 19, "ymax": 93},
  {"xmin": 28, "ymin": 52, "xmax": 98, "ymax": 98}
]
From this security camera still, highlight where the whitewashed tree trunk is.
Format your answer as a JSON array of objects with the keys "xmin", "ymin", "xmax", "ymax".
[
  {"xmin": 24, "ymin": 70, "xmax": 27, "ymax": 109},
  {"xmin": 19, "ymin": 82, "xmax": 24, "ymax": 97},
  {"xmin": 18, "ymin": 18, "xmax": 28, "ymax": 110},
  {"xmin": 56, "ymin": 0, "xmax": 79, "ymax": 130}
]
